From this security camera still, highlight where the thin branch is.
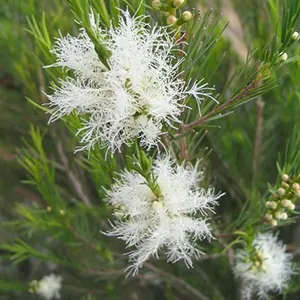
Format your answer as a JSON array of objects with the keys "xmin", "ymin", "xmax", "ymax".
[
  {"xmin": 161, "ymin": 133, "xmax": 178, "ymax": 160},
  {"xmin": 83, "ymin": 267, "xmax": 125, "ymax": 277},
  {"xmin": 180, "ymin": 79, "xmax": 260, "ymax": 134},
  {"xmin": 55, "ymin": 136, "xmax": 92, "ymax": 207},
  {"xmin": 144, "ymin": 262, "xmax": 210, "ymax": 300},
  {"xmin": 67, "ymin": 225, "xmax": 98, "ymax": 252},
  {"xmin": 215, "ymin": 229, "xmax": 235, "ymax": 266},
  {"xmin": 178, "ymin": 125, "xmax": 189, "ymax": 160},
  {"xmin": 68, "ymin": 225, "xmax": 211, "ymax": 299}
]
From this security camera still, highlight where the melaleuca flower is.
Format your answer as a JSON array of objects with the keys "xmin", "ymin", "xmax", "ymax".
[
  {"xmin": 46, "ymin": 10, "xmax": 216, "ymax": 153},
  {"xmin": 104, "ymin": 156, "xmax": 223, "ymax": 275},
  {"xmin": 234, "ymin": 233, "xmax": 294, "ymax": 299},
  {"xmin": 30, "ymin": 273, "xmax": 62, "ymax": 300}
]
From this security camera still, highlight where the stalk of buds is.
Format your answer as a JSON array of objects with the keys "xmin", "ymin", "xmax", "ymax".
[
  {"xmin": 264, "ymin": 173, "xmax": 299, "ymax": 227},
  {"xmin": 151, "ymin": 0, "xmax": 193, "ymax": 26}
]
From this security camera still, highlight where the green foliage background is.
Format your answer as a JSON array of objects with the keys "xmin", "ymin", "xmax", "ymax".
[{"xmin": 0, "ymin": 0, "xmax": 300, "ymax": 299}]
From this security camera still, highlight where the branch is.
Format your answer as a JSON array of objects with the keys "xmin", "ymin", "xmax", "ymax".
[
  {"xmin": 180, "ymin": 79, "xmax": 260, "ymax": 134},
  {"xmin": 178, "ymin": 125, "xmax": 189, "ymax": 160},
  {"xmin": 54, "ymin": 135, "xmax": 92, "ymax": 207},
  {"xmin": 68, "ymin": 225, "xmax": 212, "ymax": 299},
  {"xmin": 144, "ymin": 262, "xmax": 210, "ymax": 300}
]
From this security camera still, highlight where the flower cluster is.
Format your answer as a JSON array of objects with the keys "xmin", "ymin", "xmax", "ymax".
[
  {"xmin": 29, "ymin": 274, "xmax": 62, "ymax": 300},
  {"xmin": 104, "ymin": 156, "xmax": 223, "ymax": 275},
  {"xmin": 152, "ymin": 0, "xmax": 193, "ymax": 25},
  {"xmin": 47, "ymin": 10, "xmax": 215, "ymax": 153},
  {"xmin": 264, "ymin": 173, "xmax": 299, "ymax": 227},
  {"xmin": 234, "ymin": 233, "xmax": 294, "ymax": 299}
]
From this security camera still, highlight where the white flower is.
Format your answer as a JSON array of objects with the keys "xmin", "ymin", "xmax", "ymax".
[
  {"xmin": 104, "ymin": 156, "xmax": 223, "ymax": 275},
  {"xmin": 234, "ymin": 233, "xmax": 294, "ymax": 299},
  {"xmin": 46, "ymin": 10, "xmax": 216, "ymax": 153},
  {"xmin": 35, "ymin": 273, "xmax": 62, "ymax": 300}
]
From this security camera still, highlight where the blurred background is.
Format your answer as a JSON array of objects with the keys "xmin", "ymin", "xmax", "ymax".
[{"xmin": 0, "ymin": 0, "xmax": 300, "ymax": 299}]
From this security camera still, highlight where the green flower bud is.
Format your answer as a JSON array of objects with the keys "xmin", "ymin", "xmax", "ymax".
[
  {"xmin": 173, "ymin": 0, "xmax": 185, "ymax": 8},
  {"xmin": 274, "ymin": 211, "xmax": 282, "ymax": 220},
  {"xmin": 264, "ymin": 213, "xmax": 273, "ymax": 221},
  {"xmin": 279, "ymin": 52, "xmax": 288, "ymax": 62},
  {"xmin": 288, "ymin": 203, "xmax": 295, "ymax": 211},
  {"xmin": 167, "ymin": 15, "xmax": 177, "ymax": 25},
  {"xmin": 152, "ymin": 0, "xmax": 161, "ymax": 10},
  {"xmin": 277, "ymin": 187, "xmax": 285, "ymax": 196},
  {"xmin": 292, "ymin": 31, "xmax": 300, "ymax": 41},
  {"xmin": 269, "ymin": 201, "xmax": 278, "ymax": 210},
  {"xmin": 182, "ymin": 11, "xmax": 193, "ymax": 22},
  {"xmin": 271, "ymin": 219, "xmax": 278, "ymax": 227},
  {"xmin": 281, "ymin": 199, "xmax": 291, "ymax": 208}
]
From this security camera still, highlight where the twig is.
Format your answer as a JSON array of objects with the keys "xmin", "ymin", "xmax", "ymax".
[
  {"xmin": 194, "ymin": 267, "xmax": 226, "ymax": 300},
  {"xmin": 68, "ymin": 225, "xmax": 210, "ymax": 299},
  {"xmin": 55, "ymin": 137, "xmax": 92, "ymax": 207},
  {"xmin": 83, "ymin": 267, "xmax": 125, "ymax": 277},
  {"xmin": 215, "ymin": 229, "xmax": 235, "ymax": 266},
  {"xmin": 67, "ymin": 225, "xmax": 98, "ymax": 251},
  {"xmin": 161, "ymin": 133, "xmax": 177, "ymax": 160},
  {"xmin": 178, "ymin": 125, "xmax": 189, "ymax": 160},
  {"xmin": 144, "ymin": 262, "xmax": 210, "ymax": 300},
  {"xmin": 179, "ymin": 79, "xmax": 260, "ymax": 134}
]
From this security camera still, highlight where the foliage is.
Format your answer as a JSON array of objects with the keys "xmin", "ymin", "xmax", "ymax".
[{"xmin": 1, "ymin": 0, "xmax": 300, "ymax": 299}]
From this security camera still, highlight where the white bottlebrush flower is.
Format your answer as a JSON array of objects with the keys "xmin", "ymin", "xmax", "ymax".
[
  {"xmin": 234, "ymin": 233, "xmax": 294, "ymax": 299},
  {"xmin": 35, "ymin": 274, "xmax": 62, "ymax": 300},
  {"xmin": 104, "ymin": 156, "xmax": 223, "ymax": 275},
  {"xmin": 46, "ymin": 10, "xmax": 216, "ymax": 153}
]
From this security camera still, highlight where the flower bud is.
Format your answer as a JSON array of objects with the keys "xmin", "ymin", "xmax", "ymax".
[
  {"xmin": 288, "ymin": 203, "xmax": 295, "ymax": 211},
  {"xmin": 281, "ymin": 199, "xmax": 291, "ymax": 208},
  {"xmin": 271, "ymin": 219, "xmax": 278, "ymax": 227},
  {"xmin": 296, "ymin": 190, "xmax": 300, "ymax": 197},
  {"xmin": 152, "ymin": 200, "xmax": 164, "ymax": 209},
  {"xmin": 152, "ymin": 0, "xmax": 161, "ymax": 10},
  {"xmin": 281, "ymin": 174, "xmax": 289, "ymax": 182},
  {"xmin": 255, "ymin": 250, "xmax": 264, "ymax": 260},
  {"xmin": 275, "ymin": 211, "xmax": 282, "ymax": 220},
  {"xmin": 182, "ymin": 11, "xmax": 193, "ymax": 22},
  {"xmin": 292, "ymin": 183, "xmax": 300, "ymax": 191},
  {"xmin": 59, "ymin": 209, "xmax": 65, "ymax": 216},
  {"xmin": 279, "ymin": 52, "xmax": 288, "ymax": 62},
  {"xmin": 173, "ymin": 0, "xmax": 185, "ymax": 8},
  {"xmin": 46, "ymin": 206, "xmax": 52, "ymax": 212},
  {"xmin": 255, "ymin": 260, "xmax": 261, "ymax": 267},
  {"xmin": 167, "ymin": 15, "xmax": 177, "ymax": 25},
  {"xmin": 269, "ymin": 201, "xmax": 278, "ymax": 210},
  {"xmin": 281, "ymin": 212, "xmax": 288, "ymax": 220},
  {"xmin": 292, "ymin": 31, "xmax": 300, "ymax": 41},
  {"xmin": 264, "ymin": 213, "xmax": 273, "ymax": 221},
  {"xmin": 277, "ymin": 187, "xmax": 285, "ymax": 196},
  {"xmin": 282, "ymin": 182, "xmax": 289, "ymax": 188}
]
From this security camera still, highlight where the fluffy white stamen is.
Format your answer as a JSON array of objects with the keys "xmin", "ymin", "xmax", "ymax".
[
  {"xmin": 104, "ymin": 156, "xmax": 223, "ymax": 275},
  {"xmin": 234, "ymin": 233, "xmax": 294, "ymax": 299},
  {"xmin": 46, "ymin": 10, "xmax": 216, "ymax": 153}
]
